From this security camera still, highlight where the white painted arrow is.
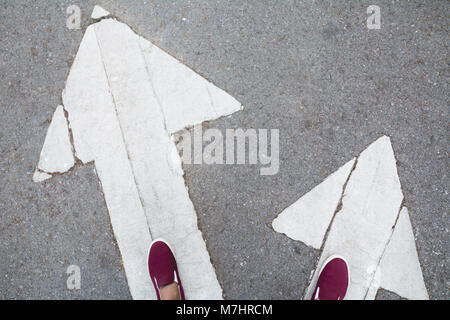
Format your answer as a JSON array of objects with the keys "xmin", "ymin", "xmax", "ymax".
[
  {"xmin": 272, "ymin": 136, "xmax": 429, "ymax": 300},
  {"xmin": 34, "ymin": 14, "xmax": 242, "ymax": 299}
]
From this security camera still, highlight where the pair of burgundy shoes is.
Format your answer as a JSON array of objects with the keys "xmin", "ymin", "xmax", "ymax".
[{"xmin": 148, "ymin": 239, "xmax": 349, "ymax": 300}]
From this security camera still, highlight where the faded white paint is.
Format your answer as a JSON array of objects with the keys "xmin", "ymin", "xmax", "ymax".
[
  {"xmin": 35, "ymin": 17, "xmax": 242, "ymax": 299},
  {"xmin": 374, "ymin": 207, "xmax": 428, "ymax": 299},
  {"xmin": 273, "ymin": 136, "xmax": 429, "ymax": 300},
  {"xmin": 138, "ymin": 34, "xmax": 242, "ymax": 134},
  {"xmin": 35, "ymin": 105, "xmax": 74, "ymax": 175},
  {"xmin": 32, "ymin": 170, "xmax": 52, "ymax": 182},
  {"xmin": 94, "ymin": 19, "xmax": 223, "ymax": 299},
  {"xmin": 272, "ymin": 158, "xmax": 355, "ymax": 249},
  {"xmin": 91, "ymin": 5, "xmax": 110, "ymax": 19},
  {"xmin": 63, "ymin": 24, "xmax": 154, "ymax": 300}
]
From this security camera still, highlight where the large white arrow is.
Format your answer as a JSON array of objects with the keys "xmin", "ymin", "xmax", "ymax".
[
  {"xmin": 33, "ymin": 12, "xmax": 242, "ymax": 299},
  {"xmin": 272, "ymin": 136, "xmax": 429, "ymax": 299}
]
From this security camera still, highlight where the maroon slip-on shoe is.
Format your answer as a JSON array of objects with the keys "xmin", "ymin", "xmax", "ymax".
[
  {"xmin": 148, "ymin": 238, "xmax": 185, "ymax": 300},
  {"xmin": 311, "ymin": 255, "xmax": 349, "ymax": 300}
]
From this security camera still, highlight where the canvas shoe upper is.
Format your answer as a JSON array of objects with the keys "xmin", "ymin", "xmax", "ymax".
[
  {"xmin": 311, "ymin": 255, "xmax": 349, "ymax": 300},
  {"xmin": 148, "ymin": 238, "xmax": 185, "ymax": 300}
]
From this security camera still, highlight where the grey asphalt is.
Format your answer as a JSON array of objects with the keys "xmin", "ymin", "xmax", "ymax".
[{"xmin": 0, "ymin": 0, "xmax": 448, "ymax": 299}]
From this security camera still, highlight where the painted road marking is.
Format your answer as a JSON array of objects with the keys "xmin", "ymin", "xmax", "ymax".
[
  {"xmin": 91, "ymin": 5, "xmax": 110, "ymax": 19},
  {"xmin": 273, "ymin": 136, "xmax": 428, "ymax": 300},
  {"xmin": 371, "ymin": 207, "xmax": 429, "ymax": 299},
  {"xmin": 272, "ymin": 157, "xmax": 355, "ymax": 249},
  {"xmin": 35, "ymin": 105, "xmax": 74, "ymax": 174},
  {"xmin": 34, "ymin": 15, "xmax": 242, "ymax": 299}
]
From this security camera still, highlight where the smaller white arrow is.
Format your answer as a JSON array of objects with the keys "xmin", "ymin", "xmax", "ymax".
[{"xmin": 272, "ymin": 136, "xmax": 429, "ymax": 300}]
